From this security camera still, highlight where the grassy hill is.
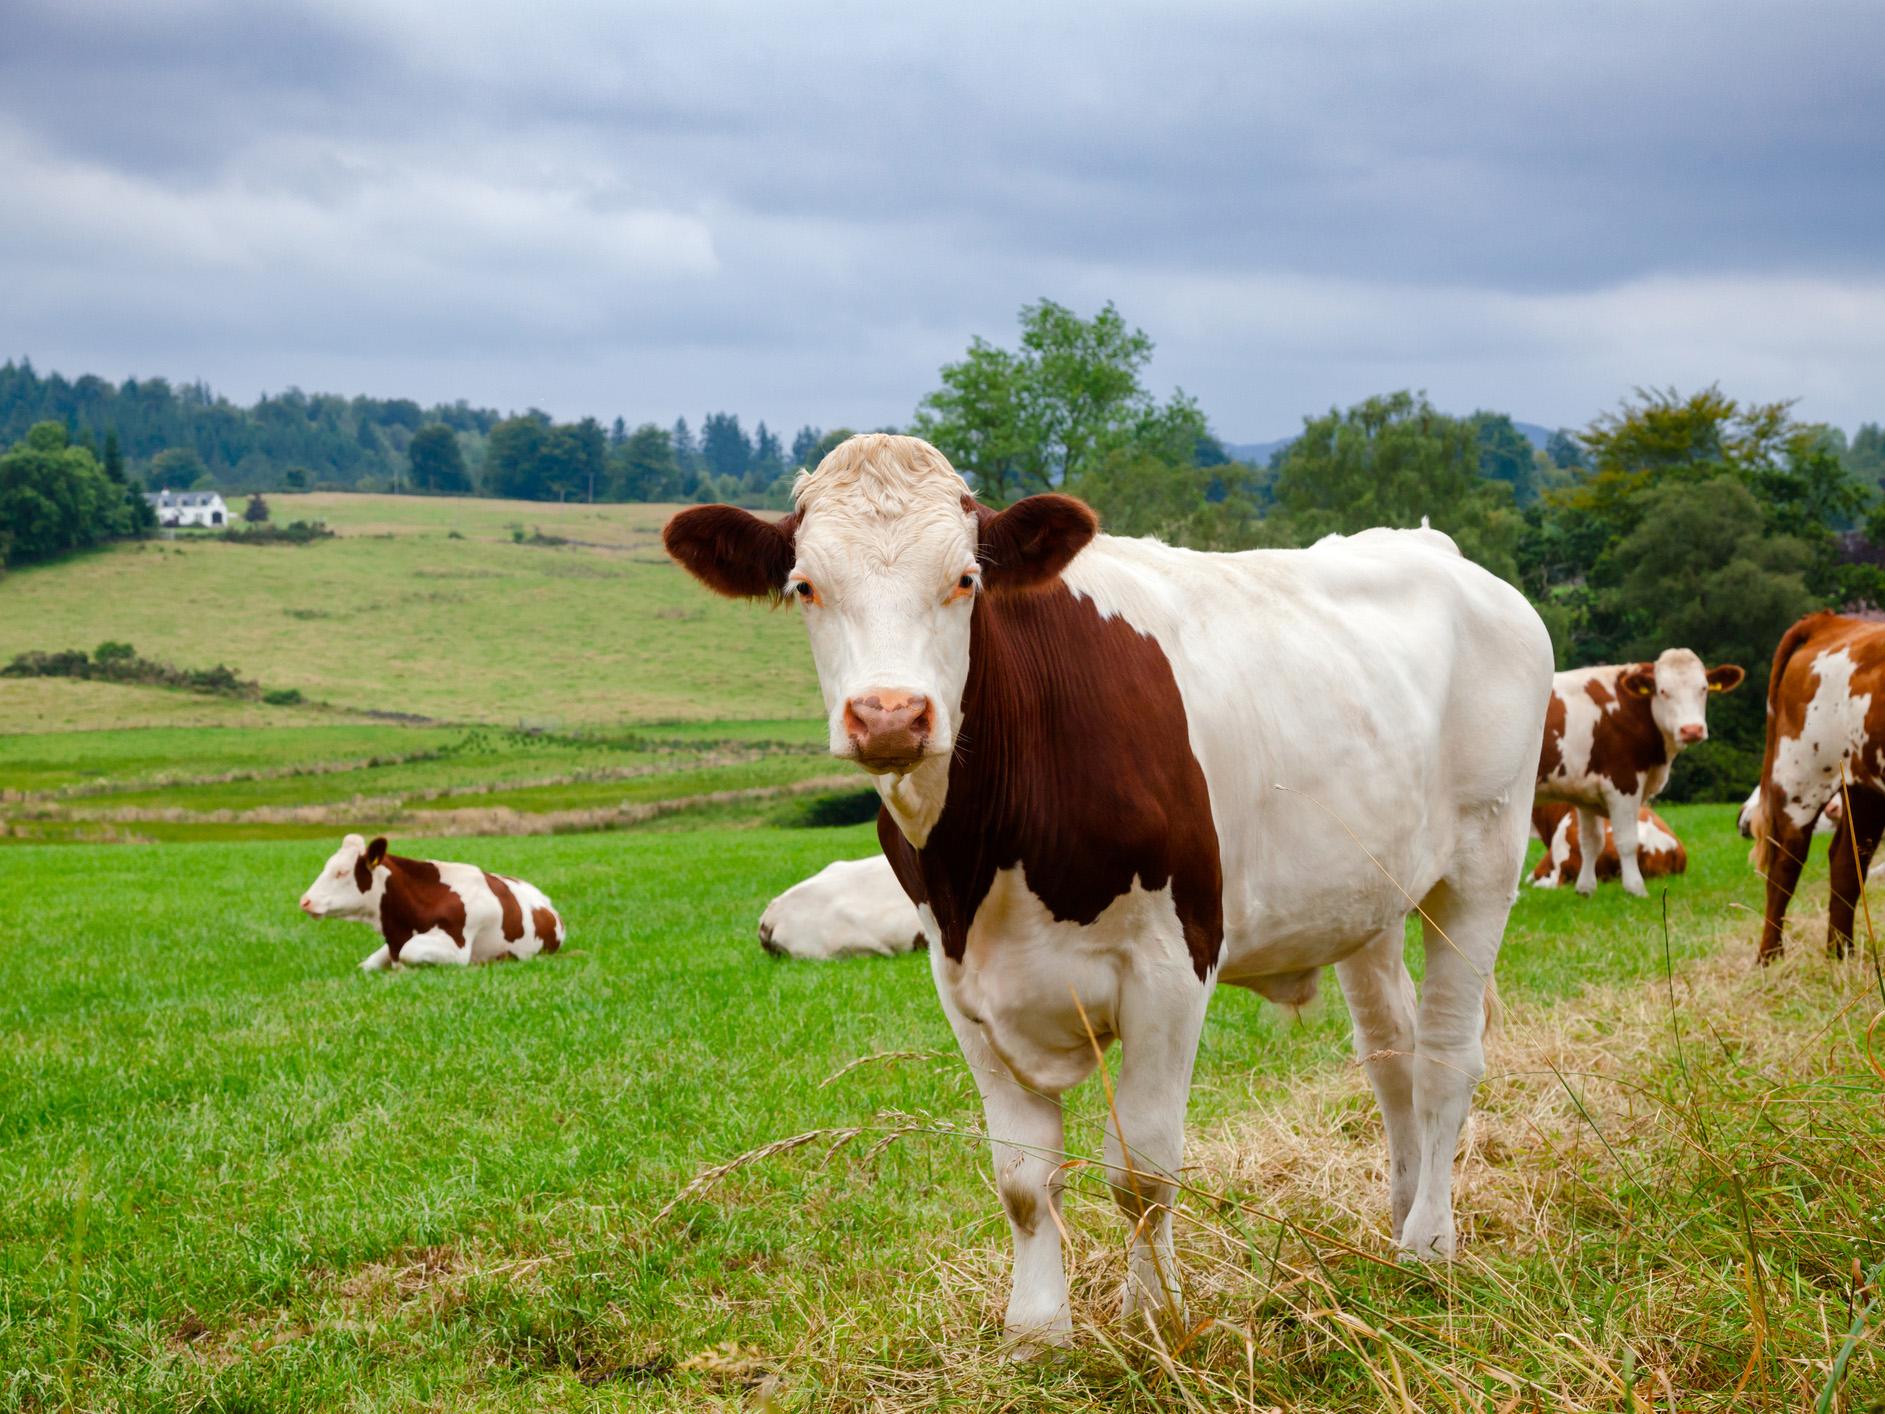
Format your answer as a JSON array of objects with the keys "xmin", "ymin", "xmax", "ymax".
[{"xmin": 0, "ymin": 493, "xmax": 820, "ymax": 729}]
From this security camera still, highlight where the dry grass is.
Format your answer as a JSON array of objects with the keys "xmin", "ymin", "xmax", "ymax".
[{"xmin": 659, "ymin": 902, "xmax": 1885, "ymax": 1411}]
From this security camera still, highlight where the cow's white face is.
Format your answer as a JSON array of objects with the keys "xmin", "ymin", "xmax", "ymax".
[
  {"xmin": 299, "ymin": 833, "xmax": 385, "ymax": 920},
  {"xmin": 662, "ymin": 434, "xmax": 1098, "ymax": 777},
  {"xmin": 1624, "ymin": 647, "xmax": 1744, "ymax": 748}
]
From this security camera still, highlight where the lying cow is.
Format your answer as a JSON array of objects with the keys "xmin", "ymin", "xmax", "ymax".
[
  {"xmin": 1529, "ymin": 801, "xmax": 1686, "ymax": 889},
  {"xmin": 665, "ymin": 433, "xmax": 1551, "ymax": 1348},
  {"xmin": 1743, "ymin": 611, "xmax": 1885, "ymax": 961},
  {"xmin": 1535, "ymin": 650, "xmax": 1744, "ymax": 896},
  {"xmin": 299, "ymin": 833, "xmax": 565, "ymax": 970},
  {"xmin": 759, "ymin": 855, "xmax": 925, "ymax": 960}
]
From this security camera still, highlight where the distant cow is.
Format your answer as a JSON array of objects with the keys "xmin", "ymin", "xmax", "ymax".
[
  {"xmin": 759, "ymin": 856, "xmax": 925, "ymax": 960},
  {"xmin": 299, "ymin": 834, "xmax": 565, "ymax": 970},
  {"xmin": 1739, "ymin": 786, "xmax": 1841, "ymax": 839},
  {"xmin": 1743, "ymin": 612, "xmax": 1885, "ymax": 961},
  {"xmin": 1529, "ymin": 801, "xmax": 1686, "ymax": 890},
  {"xmin": 1535, "ymin": 649, "xmax": 1744, "ymax": 896}
]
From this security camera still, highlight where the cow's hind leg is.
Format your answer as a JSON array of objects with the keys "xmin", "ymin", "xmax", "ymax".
[
  {"xmin": 1106, "ymin": 961, "xmax": 1211, "ymax": 1333},
  {"xmin": 1400, "ymin": 866, "xmax": 1510, "ymax": 1261},
  {"xmin": 359, "ymin": 943, "xmax": 392, "ymax": 972},
  {"xmin": 1609, "ymin": 796, "xmax": 1648, "ymax": 897},
  {"xmin": 932, "ymin": 960, "xmax": 1073, "ymax": 1353},
  {"xmin": 1573, "ymin": 806, "xmax": 1604, "ymax": 895},
  {"xmin": 1826, "ymin": 787, "xmax": 1885, "ymax": 958},
  {"xmin": 1335, "ymin": 923, "xmax": 1419, "ymax": 1241},
  {"xmin": 1758, "ymin": 809, "xmax": 1814, "ymax": 963}
]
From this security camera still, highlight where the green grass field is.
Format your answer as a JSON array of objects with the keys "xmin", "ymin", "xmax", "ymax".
[
  {"xmin": 5, "ymin": 808, "xmax": 1882, "ymax": 1411},
  {"xmin": 3, "ymin": 496, "xmax": 1881, "ymax": 1409}
]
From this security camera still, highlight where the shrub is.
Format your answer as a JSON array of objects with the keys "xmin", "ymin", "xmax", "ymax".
[{"xmin": 262, "ymin": 687, "xmax": 304, "ymax": 706}]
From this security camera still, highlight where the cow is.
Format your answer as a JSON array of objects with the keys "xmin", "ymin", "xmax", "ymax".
[
  {"xmin": 1534, "ymin": 650, "xmax": 1745, "ymax": 897},
  {"xmin": 758, "ymin": 855, "xmax": 926, "ymax": 960},
  {"xmin": 1742, "ymin": 611, "xmax": 1885, "ymax": 961},
  {"xmin": 298, "ymin": 834, "xmax": 565, "ymax": 970},
  {"xmin": 663, "ymin": 433, "xmax": 1552, "ymax": 1350},
  {"xmin": 1738, "ymin": 785, "xmax": 1841, "ymax": 838},
  {"xmin": 1528, "ymin": 801, "xmax": 1686, "ymax": 889}
]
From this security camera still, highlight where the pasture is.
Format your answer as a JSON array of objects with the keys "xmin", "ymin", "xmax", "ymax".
[
  {"xmin": 6, "ymin": 807, "xmax": 1882, "ymax": 1410},
  {"xmin": 3, "ymin": 497, "xmax": 1882, "ymax": 1410}
]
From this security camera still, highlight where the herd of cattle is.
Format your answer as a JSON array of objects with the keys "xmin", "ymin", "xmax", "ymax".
[{"xmin": 294, "ymin": 433, "xmax": 1884, "ymax": 1351}]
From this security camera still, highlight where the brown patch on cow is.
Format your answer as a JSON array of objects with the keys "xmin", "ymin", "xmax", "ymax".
[
  {"xmin": 1754, "ymin": 612, "xmax": 1885, "ymax": 960},
  {"xmin": 877, "ymin": 581, "xmax": 1224, "ymax": 981},
  {"xmin": 1538, "ymin": 690, "xmax": 1566, "ymax": 779},
  {"xmin": 1583, "ymin": 677, "xmax": 1614, "ymax": 708},
  {"xmin": 909, "ymin": 931, "xmax": 929, "ymax": 952},
  {"xmin": 483, "ymin": 872, "xmax": 525, "ymax": 942},
  {"xmin": 1586, "ymin": 676, "xmax": 1663, "ymax": 798},
  {"xmin": 531, "ymin": 906, "xmax": 561, "ymax": 955},
  {"xmin": 375, "ymin": 855, "xmax": 468, "ymax": 961}
]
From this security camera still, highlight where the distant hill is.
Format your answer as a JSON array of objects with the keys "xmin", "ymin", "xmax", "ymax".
[{"xmin": 1224, "ymin": 418, "xmax": 1562, "ymax": 466}]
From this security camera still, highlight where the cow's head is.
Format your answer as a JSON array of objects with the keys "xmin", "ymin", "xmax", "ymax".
[
  {"xmin": 664, "ymin": 434, "xmax": 1096, "ymax": 774},
  {"xmin": 299, "ymin": 833, "xmax": 388, "ymax": 919},
  {"xmin": 1621, "ymin": 648, "xmax": 1744, "ymax": 748}
]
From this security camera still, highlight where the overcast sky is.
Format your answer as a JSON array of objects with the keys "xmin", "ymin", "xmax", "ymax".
[{"xmin": 4, "ymin": 0, "xmax": 1882, "ymax": 442}]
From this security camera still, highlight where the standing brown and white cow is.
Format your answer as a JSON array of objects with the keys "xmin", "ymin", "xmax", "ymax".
[
  {"xmin": 1743, "ymin": 611, "xmax": 1885, "ymax": 961},
  {"xmin": 664, "ymin": 433, "xmax": 1551, "ymax": 1349},
  {"xmin": 1528, "ymin": 801, "xmax": 1686, "ymax": 889},
  {"xmin": 1534, "ymin": 650, "xmax": 1744, "ymax": 896}
]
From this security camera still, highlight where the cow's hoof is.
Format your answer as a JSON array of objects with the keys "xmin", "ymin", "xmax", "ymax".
[
  {"xmin": 1002, "ymin": 1326, "xmax": 1073, "ymax": 1362},
  {"xmin": 1119, "ymin": 1279, "xmax": 1188, "ymax": 1336},
  {"xmin": 1575, "ymin": 880, "xmax": 1597, "ymax": 897},
  {"xmin": 1623, "ymin": 881, "xmax": 1648, "ymax": 899},
  {"xmin": 1395, "ymin": 1221, "xmax": 1456, "ymax": 1263}
]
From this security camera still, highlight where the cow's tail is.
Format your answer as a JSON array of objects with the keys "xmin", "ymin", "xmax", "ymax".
[{"xmin": 1748, "ymin": 612, "xmax": 1838, "ymax": 871}]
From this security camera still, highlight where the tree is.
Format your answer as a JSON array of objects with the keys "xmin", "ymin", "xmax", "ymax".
[
  {"xmin": 1847, "ymin": 422, "xmax": 1885, "ymax": 484},
  {"xmin": 146, "ymin": 447, "xmax": 208, "ymax": 490},
  {"xmin": 915, "ymin": 299, "xmax": 1184, "ymax": 505},
  {"xmin": 1472, "ymin": 411, "xmax": 1541, "ymax": 506},
  {"xmin": 671, "ymin": 418, "xmax": 699, "ymax": 477},
  {"xmin": 611, "ymin": 423, "xmax": 679, "ymax": 500},
  {"xmin": 102, "ymin": 429, "xmax": 124, "ymax": 484},
  {"xmin": 1269, "ymin": 392, "xmax": 1521, "ymax": 581},
  {"xmin": 1544, "ymin": 429, "xmax": 1586, "ymax": 470},
  {"xmin": 485, "ymin": 414, "xmax": 551, "ymax": 500},
  {"xmin": 790, "ymin": 425, "xmax": 824, "ymax": 468},
  {"xmin": 0, "ymin": 421, "xmax": 140, "ymax": 567},
  {"xmin": 407, "ymin": 424, "xmax": 470, "ymax": 494},
  {"xmin": 751, "ymin": 421, "xmax": 785, "ymax": 486},
  {"xmin": 700, "ymin": 412, "xmax": 753, "ymax": 483},
  {"xmin": 243, "ymin": 493, "xmax": 270, "ymax": 523}
]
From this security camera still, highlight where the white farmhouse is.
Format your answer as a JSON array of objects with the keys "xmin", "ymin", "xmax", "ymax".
[{"xmin": 145, "ymin": 490, "xmax": 232, "ymax": 528}]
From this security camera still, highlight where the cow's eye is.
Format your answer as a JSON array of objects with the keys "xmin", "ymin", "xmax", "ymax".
[
  {"xmin": 948, "ymin": 572, "xmax": 979, "ymax": 603},
  {"xmin": 791, "ymin": 579, "xmax": 815, "ymax": 603},
  {"xmin": 959, "ymin": 574, "xmax": 976, "ymax": 591}
]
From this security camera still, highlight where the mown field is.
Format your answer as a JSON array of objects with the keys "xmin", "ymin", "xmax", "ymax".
[{"xmin": 3, "ymin": 496, "xmax": 1882, "ymax": 1410}]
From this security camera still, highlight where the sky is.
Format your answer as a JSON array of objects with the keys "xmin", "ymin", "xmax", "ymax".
[{"xmin": 4, "ymin": 0, "xmax": 1882, "ymax": 443}]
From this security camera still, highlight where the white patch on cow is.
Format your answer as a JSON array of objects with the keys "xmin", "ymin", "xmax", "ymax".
[
  {"xmin": 1771, "ymin": 649, "xmax": 1873, "ymax": 829},
  {"xmin": 759, "ymin": 855, "xmax": 922, "ymax": 960},
  {"xmin": 1529, "ymin": 814, "xmax": 1576, "ymax": 888},
  {"xmin": 1637, "ymin": 813, "xmax": 1680, "ymax": 856},
  {"xmin": 1545, "ymin": 670, "xmax": 1611, "ymax": 790}
]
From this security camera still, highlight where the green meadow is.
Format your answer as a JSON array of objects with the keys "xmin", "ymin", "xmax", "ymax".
[{"xmin": 3, "ymin": 497, "xmax": 1882, "ymax": 1410}]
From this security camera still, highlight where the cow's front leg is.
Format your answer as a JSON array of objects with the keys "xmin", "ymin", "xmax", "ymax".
[
  {"xmin": 1609, "ymin": 796, "xmax": 1648, "ymax": 896},
  {"xmin": 932, "ymin": 959, "xmax": 1072, "ymax": 1354},
  {"xmin": 1107, "ymin": 961, "xmax": 1211, "ymax": 1333},
  {"xmin": 359, "ymin": 943, "xmax": 392, "ymax": 972},
  {"xmin": 1573, "ymin": 806, "xmax": 1604, "ymax": 895},
  {"xmin": 1335, "ymin": 924, "xmax": 1419, "ymax": 1240},
  {"xmin": 395, "ymin": 929, "xmax": 471, "ymax": 967}
]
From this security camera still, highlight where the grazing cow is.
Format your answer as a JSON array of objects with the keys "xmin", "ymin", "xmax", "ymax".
[
  {"xmin": 1528, "ymin": 801, "xmax": 1686, "ymax": 889},
  {"xmin": 758, "ymin": 855, "xmax": 925, "ymax": 960},
  {"xmin": 664, "ymin": 433, "xmax": 1551, "ymax": 1348},
  {"xmin": 1742, "ymin": 611, "xmax": 1885, "ymax": 960},
  {"xmin": 298, "ymin": 834, "xmax": 565, "ymax": 970},
  {"xmin": 1534, "ymin": 650, "xmax": 1745, "ymax": 897},
  {"xmin": 1738, "ymin": 785, "xmax": 1841, "ymax": 839}
]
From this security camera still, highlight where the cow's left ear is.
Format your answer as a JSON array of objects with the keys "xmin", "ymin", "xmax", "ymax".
[
  {"xmin": 973, "ymin": 494, "xmax": 1098, "ymax": 593},
  {"xmin": 364, "ymin": 836, "xmax": 388, "ymax": 868},
  {"xmin": 1622, "ymin": 665, "xmax": 1656, "ymax": 697},
  {"xmin": 663, "ymin": 506, "xmax": 799, "ymax": 600},
  {"xmin": 1707, "ymin": 664, "xmax": 1746, "ymax": 694}
]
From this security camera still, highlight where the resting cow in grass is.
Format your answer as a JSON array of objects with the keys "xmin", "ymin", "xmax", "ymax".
[
  {"xmin": 299, "ymin": 834, "xmax": 565, "ymax": 970},
  {"xmin": 1528, "ymin": 801, "xmax": 1686, "ymax": 890},
  {"xmin": 1534, "ymin": 650, "xmax": 1744, "ymax": 898},
  {"xmin": 759, "ymin": 855, "xmax": 925, "ymax": 960},
  {"xmin": 664, "ymin": 433, "xmax": 1551, "ymax": 1350},
  {"xmin": 1742, "ymin": 611, "xmax": 1885, "ymax": 961}
]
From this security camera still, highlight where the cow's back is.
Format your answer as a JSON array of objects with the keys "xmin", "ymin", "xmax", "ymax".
[{"xmin": 1061, "ymin": 530, "xmax": 1552, "ymax": 966}]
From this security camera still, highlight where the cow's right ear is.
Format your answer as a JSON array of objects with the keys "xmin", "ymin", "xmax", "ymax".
[
  {"xmin": 974, "ymin": 494, "xmax": 1099, "ymax": 593},
  {"xmin": 1622, "ymin": 666, "xmax": 1656, "ymax": 698},
  {"xmin": 364, "ymin": 837, "xmax": 388, "ymax": 868},
  {"xmin": 663, "ymin": 506, "xmax": 799, "ymax": 599}
]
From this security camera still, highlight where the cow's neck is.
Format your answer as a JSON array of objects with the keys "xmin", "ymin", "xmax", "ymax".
[{"xmin": 874, "ymin": 756, "xmax": 949, "ymax": 846}]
